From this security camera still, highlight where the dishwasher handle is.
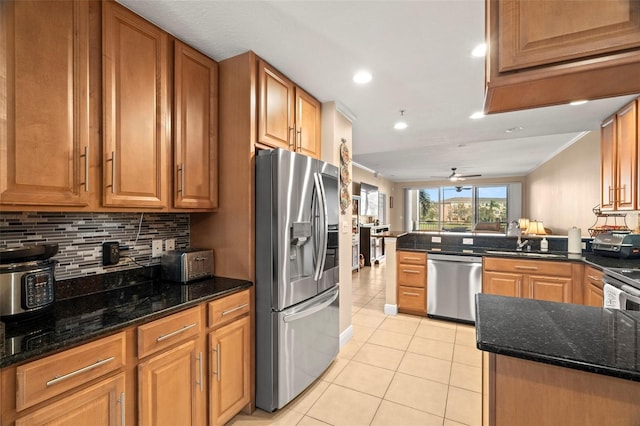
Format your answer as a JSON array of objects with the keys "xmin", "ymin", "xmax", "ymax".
[{"xmin": 427, "ymin": 253, "xmax": 483, "ymax": 263}]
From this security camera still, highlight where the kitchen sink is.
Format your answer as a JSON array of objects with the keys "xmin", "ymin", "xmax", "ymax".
[{"xmin": 484, "ymin": 250, "xmax": 565, "ymax": 259}]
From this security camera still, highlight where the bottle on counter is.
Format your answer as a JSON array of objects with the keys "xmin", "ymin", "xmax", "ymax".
[{"xmin": 540, "ymin": 237, "xmax": 548, "ymax": 252}]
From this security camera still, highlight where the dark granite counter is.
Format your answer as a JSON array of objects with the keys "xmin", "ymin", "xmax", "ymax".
[
  {"xmin": 476, "ymin": 293, "xmax": 640, "ymax": 382},
  {"xmin": 0, "ymin": 271, "xmax": 251, "ymax": 368}
]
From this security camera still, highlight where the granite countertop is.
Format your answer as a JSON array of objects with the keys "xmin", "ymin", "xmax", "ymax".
[
  {"xmin": 0, "ymin": 274, "xmax": 251, "ymax": 368},
  {"xmin": 476, "ymin": 293, "xmax": 640, "ymax": 382}
]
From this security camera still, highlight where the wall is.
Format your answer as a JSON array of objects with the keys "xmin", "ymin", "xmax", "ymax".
[
  {"xmin": 526, "ymin": 131, "xmax": 613, "ymax": 236},
  {"xmin": 322, "ymin": 102, "xmax": 354, "ymax": 339},
  {"xmin": 352, "ymin": 166, "xmax": 396, "ymax": 226},
  {"xmin": 0, "ymin": 212, "xmax": 189, "ymax": 280}
]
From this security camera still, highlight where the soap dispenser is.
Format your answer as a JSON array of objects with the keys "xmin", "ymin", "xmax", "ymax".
[{"xmin": 540, "ymin": 237, "xmax": 548, "ymax": 252}]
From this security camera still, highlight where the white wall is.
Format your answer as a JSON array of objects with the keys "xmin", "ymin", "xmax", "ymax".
[
  {"xmin": 526, "ymin": 131, "xmax": 609, "ymax": 236},
  {"xmin": 321, "ymin": 102, "xmax": 354, "ymax": 338}
]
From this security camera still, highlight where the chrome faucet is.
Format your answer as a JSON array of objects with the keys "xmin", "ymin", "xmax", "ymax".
[{"xmin": 516, "ymin": 236, "xmax": 529, "ymax": 251}]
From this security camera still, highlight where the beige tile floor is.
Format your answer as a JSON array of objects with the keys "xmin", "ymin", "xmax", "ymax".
[{"xmin": 229, "ymin": 262, "xmax": 482, "ymax": 426}]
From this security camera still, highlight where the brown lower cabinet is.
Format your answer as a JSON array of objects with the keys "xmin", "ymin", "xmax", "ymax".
[
  {"xmin": 397, "ymin": 251, "xmax": 427, "ymax": 315},
  {"xmin": 483, "ymin": 257, "xmax": 580, "ymax": 304},
  {"xmin": 0, "ymin": 289, "xmax": 251, "ymax": 426},
  {"xmin": 582, "ymin": 265, "xmax": 604, "ymax": 307}
]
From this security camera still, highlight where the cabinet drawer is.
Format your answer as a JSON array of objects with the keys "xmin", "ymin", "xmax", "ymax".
[
  {"xmin": 584, "ymin": 265, "xmax": 604, "ymax": 289},
  {"xmin": 397, "ymin": 264, "xmax": 426, "ymax": 288},
  {"xmin": 209, "ymin": 289, "xmax": 250, "ymax": 328},
  {"xmin": 138, "ymin": 306, "xmax": 202, "ymax": 358},
  {"xmin": 484, "ymin": 257, "xmax": 572, "ymax": 277},
  {"xmin": 16, "ymin": 332, "xmax": 126, "ymax": 411},
  {"xmin": 397, "ymin": 251, "xmax": 427, "ymax": 265},
  {"xmin": 398, "ymin": 286, "xmax": 426, "ymax": 312}
]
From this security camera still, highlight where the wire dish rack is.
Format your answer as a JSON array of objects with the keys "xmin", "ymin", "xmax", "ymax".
[{"xmin": 588, "ymin": 205, "xmax": 630, "ymax": 237}]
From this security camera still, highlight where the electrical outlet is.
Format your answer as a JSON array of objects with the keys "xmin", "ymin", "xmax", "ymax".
[
  {"xmin": 165, "ymin": 238, "xmax": 176, "ymax": 251},
  {"xmin": 152, "ymin": 239, "xmax": 163, "ymax": 258}
]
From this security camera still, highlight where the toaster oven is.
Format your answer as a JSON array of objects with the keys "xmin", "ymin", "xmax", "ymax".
[{"xmin": 161, "ymin": 249, "xmax": 214, "ymax": 283}]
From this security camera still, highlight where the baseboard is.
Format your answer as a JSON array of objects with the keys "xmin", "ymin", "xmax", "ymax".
[
  {"xmin": 339, "ymin": 325, "xmax": 353, "ymax": 348},
  {"xmin": 384, "ymin": 304, "xmax": 398, "ymax": 316}
]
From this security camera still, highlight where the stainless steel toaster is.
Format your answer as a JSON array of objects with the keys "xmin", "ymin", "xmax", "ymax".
[{"xmin": 161, "ymin": 249, "xmax": 214, "ymax": 283}]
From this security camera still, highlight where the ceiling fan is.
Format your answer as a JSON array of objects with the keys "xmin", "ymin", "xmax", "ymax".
[{"xmin": 447, "ymin": 167, "xmax": 482, "ymax": 182}]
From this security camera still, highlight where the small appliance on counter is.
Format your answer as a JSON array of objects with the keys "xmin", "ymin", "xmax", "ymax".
[
  {"xmin": 592, "ymin": 232, "xmax": 640, "ymax": 258},
  {"xmin": 0, "ymin": 244, "xmax": 58, "ymax": 320},
  {"xmin": 161, "ymin": 248, "xmax": 214, "ymax": 283}
]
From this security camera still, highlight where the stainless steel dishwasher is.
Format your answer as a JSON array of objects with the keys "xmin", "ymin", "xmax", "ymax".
[{"xmin": 427, "ymin": 253, "xmax": 482, "ymax": 323}]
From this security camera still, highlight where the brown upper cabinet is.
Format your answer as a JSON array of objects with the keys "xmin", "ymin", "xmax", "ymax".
[
  {"xmin": 0, "ymin": 1, "xmax": 91, "ymax": 208},
  {"xmin": 102, "ymin": 1, "xmax": 169, "ymax": 209},
  {"xmin": 601, "ymin": 99, "xmax": 638, "ymax": 211},
  {"xmin": 173, "ymin": 41, "xmax": 219, "ymax": 210},
  {"xmin": 258, "ymin": 60, "xmax": 321, "ymax": 158},
  {"xmin": 484, "ymin": 0, "xmax": 640, "ymax": 113}
]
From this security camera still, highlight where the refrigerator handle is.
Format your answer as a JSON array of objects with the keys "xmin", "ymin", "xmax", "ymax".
[
  {"xmin": 283, "ymin": 288, "xmax": 339, "ymax": 323},
  {"xmin": 313, "ymin": 173, "xmax": 328, "ymax": 281}
]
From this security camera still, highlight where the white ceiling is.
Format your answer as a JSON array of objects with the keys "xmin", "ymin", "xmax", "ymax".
[{"xmin": 119, "ymin": 0, "xmax": 638, "ymax": 182}]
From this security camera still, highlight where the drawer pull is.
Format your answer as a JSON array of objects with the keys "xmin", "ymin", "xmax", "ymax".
[
  {"xmin": 587, "ymin": 275, "xmax": 601, "ymax": 281},
  {"xmin": 46, "ymin": 356, "xmax": 115, "ymax": 387},
  {"xmin": 156, "ymin": 323, "xmax": 197, "ymax": 342},
  {"xmin": 514, "ymin": 266, "xmax": 538, "ymax": 270},
  {"xmin": 402, "ymin": 270, "xmax": 420, "ymax": 274},
  {"xmin": 222, "ymin": 303, "xmax": 249, "ymax": 316},
  {"xmin": 402, "ymin": 292, "xmax": 420, "ymax": 296},
  {"xmin": 404, "ymin": 256, "xmax": 422, "ymax": 261}
]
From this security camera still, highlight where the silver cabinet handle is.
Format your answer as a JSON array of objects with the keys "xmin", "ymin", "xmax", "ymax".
[
  {"xmin": 196, "ymin": 351, "xmax": 203, "ymax": 392},
  {"xmin": 402, "ymin": 292, "xmax": 420, "ymax": 296},
  {"xmin": 288, "ymin": 127, "xmax": 295, "ymax": 149},
  {"xmin": 222, "ymin": 303, "xmax": 249, "ymax": 316},
  {"xmin": 402, "ymin": 269, "xmax": 420, "ymax": 274},
  {"xmin": 46, "ymin": 357, "xmax": 115, "ymax": 387},
  {"xmin": 514, "ymin": 265, "xmax": 538, "ymax": 270},
  {"xmin": 587, "ymin": 275, "xmax": 601, "ymax": 281},
  {"xmin": 212, "ymin": 343, "xmax": 221, "ymax": 382},
  {"xmin": 297, "ymin": 128, "xmax": 302, "ymax": 151},
  {"xmin": 118, "ymin": 391, "xmax": 125, "ymax": 426},
  {"xmin": 403, "ymin": 256, "xmax": 422, "ymax": 261},
  {"xmin": 155, "ymin": 323, "xmax": 196, "ymax": 342},
  {"xmin": 177, "ymin": 163, "xmax": 184, "ymax": 196},
  {"xmin": 107, "ymin": 151, "xmax": 116, "ymax": 193},
  {"xmin": 81, "ymin": 145, "xmax": 89, "ymax": 192}
]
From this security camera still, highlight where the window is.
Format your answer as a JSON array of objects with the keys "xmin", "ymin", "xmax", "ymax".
[{"xmin": 408, "ymin": 184, "xmax": 514, "ymax": 232}]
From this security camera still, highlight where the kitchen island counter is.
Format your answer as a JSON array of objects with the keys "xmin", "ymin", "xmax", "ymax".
[{"xmin": 476, "ymin": 293, "xmax": 640, "ymax": 381}]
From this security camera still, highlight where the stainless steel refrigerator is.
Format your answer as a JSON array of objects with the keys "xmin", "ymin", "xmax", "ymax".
[{"xmin": 255, "ymin": 148, "xmax": 340, "ymax": 412}]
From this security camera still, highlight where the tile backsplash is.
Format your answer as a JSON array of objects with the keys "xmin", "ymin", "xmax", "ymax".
[{"xmin": 0, "ymin": 212, "xmax": 189, "ymax": 280}]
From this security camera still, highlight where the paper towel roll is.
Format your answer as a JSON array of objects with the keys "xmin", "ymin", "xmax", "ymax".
[{"xmin": 568, "ymin": 227, "xmax": 582, "ymax": 254}]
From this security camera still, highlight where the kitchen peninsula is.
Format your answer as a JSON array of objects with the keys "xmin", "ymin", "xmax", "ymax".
[{"xmin": 476, "ymin": 294, "xmax": 640, "ymax": 425}]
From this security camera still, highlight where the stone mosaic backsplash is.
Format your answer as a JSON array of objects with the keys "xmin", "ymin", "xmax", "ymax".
[{"xmin": 0, "ymin": 212, "xmax": 189, "ymax": 280}]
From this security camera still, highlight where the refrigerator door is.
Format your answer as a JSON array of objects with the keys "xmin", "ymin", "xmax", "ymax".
[
  {"xmin": 262, "ymin": 286, "xmax": 339, "ymax": 411},
  {"xmin": 256, "ymin": 149, "xmax": 338, "ymax": 310}
]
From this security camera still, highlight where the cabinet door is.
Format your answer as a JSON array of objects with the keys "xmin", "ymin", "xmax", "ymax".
[
  {"xmin": 295, "ymin": 87, "xmax": 321, "ymax": 159},
  {"xmin": 258, "ymin": 60, "xmax": 295, "ymax": 150},
  {"xmin": 209, "ymin": 316, "xmax": 250, "ymax": 426},
  {"xmin": 102, "ymin": 1, "xmax": 168, "ymax": 208},
  {"xmin": 0, "ymin": 0, "xmax": 90, "ymax": 207},
  {"xmin": 497, "ymin": 0, "xmax": 640, "ymax": 72},
  {"xmin": 601, "ymin": 116, "xmax": 617, "ymax": 210},
  {"xmin": 138, "ymin": 339, "xmax": 204, "ymax": 426},
  {"xmin": 174, "ymin": 41, "xmax": 218, "ymax": 209},
  {"xmin": 615, "ymin": 101, "xmax": 638, "ymax": 210},
  {"xmin": 15, "ymin": 374, "xmax": 125, "ymax": 426},
  {"xmin": 483, "ymin": 271, "xmax": 523, "ymax": 298},
  {"xmin": 584, "ymin": 282, "xmax": 604, "ymax": 307},
  {"xmin": 397, "ymin": 285, "xmax": 426, "ymax": 315},
  {"xmin": 528, "ymin": 275, "xmax": 573, "ymax": 303}
]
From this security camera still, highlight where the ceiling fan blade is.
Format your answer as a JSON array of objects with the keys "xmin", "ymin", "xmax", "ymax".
[{"xmin": 459, "ymin": 173, "xmax": 482, "ymax": 178}]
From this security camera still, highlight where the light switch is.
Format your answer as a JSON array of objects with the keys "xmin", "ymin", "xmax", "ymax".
[
  {"xmin": 463, "ymin": 238, "xmax": 474, "ymax": 245},
  {"xmin": 432, "ymin": 236, "xmax": 441, "ymax": 243}
]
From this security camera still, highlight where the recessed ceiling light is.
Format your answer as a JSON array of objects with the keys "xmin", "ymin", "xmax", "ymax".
[
  {"xmin": 394, "ymin": 121, "xmax": 408, "ymax": 130},
  {"xmin": 353, "ymin": 70, "xmax": 372, "ymax": 84},
  {"xmin": 470, "ymin": 111, "xmax": 485, "ymax": 119},
  {"xmin": 505, "ymin": 126, "xmax": 524, "ymax": 133},
  {"xmin": 569, "ymin": 100, "xmax": 588, "ymax": 106},
  {"xmin": 471, "ymin": 43, "xmax": 487, "ymax": 57}
]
